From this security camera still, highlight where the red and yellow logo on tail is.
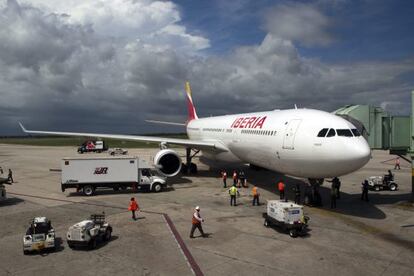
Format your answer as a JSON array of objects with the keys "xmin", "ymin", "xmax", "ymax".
[{"xmin": 185, "ymin": 81, "xmax": 198, "ymax": 121}]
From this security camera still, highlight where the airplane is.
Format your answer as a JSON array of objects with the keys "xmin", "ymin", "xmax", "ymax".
[{"xmin": 19, "ymin": 82, "xmax": 371, "ymax": 186}]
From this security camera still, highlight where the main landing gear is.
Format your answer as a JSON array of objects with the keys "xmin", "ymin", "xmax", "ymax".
[
  {"xmin": 181, "ymin": 147, "xmax": 200, "ymax": 174},
  {"xmin": 304, "ymin": 178, "xmax": 324, "ymax": 207}
]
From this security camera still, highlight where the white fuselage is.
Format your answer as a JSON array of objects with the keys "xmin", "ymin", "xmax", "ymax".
[{"xmin": 187, "ymin": 109, "xmax": 371, "ymax": 178}]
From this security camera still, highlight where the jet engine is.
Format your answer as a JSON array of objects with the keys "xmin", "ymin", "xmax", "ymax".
[{"xmin": 154, "ymin": 149, "xmax": 182, "ymax": 177}]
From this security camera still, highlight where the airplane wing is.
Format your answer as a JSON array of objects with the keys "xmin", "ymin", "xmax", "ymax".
[
  {"xmin": 18, "ymin": 123, "xmax": 228, "ymax": 152},
  {"xmin": 145, "ymin": 120, "xmax": 186, "ymax": 126}
]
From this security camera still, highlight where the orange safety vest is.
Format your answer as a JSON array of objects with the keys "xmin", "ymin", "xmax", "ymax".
[
  {"xmin": 128, "ymin": 200, "xmax": 138, "ymax": 211},
  {"xmin": 192, "ymin": 212, "xmax": 201, "ymax": 224},
  {"xmin": 222, "ymin": 172, "xmax": 227, "ymax": 179},
  {"xmin": 252, "ymin": 187, "xmax": 258, "ymax": 196},
  {"xmin": 233, "ymin": 172, "xmax": 237, "ymax": 179},
  {"xmin": 278, "ymin": 182, "xmax": 285, "ymax": 191}
]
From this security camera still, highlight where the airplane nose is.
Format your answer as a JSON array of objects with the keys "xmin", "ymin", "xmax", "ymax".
[
  {"xmin": 334, "ymin": 138, "xmax": 371, "ymax": 175},
  {"xmin": 352, "ymin": 139, "xmax": 371, "ymax": 166}
]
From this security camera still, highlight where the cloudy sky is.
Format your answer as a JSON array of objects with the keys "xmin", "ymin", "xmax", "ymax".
[{"xmin": 1, "ymin": 0, "xmax": 413, "ymax": 135}]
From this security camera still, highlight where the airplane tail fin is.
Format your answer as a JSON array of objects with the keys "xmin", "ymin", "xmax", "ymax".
[{"xmin": 185, "ymin": 81, "xmax": 198, "ymax": 121}]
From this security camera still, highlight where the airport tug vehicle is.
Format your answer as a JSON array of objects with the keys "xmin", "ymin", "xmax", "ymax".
[
  {"xmin": 67, "ymin": 214, "xmax": 112, "ymax": 249},
  {"xmin": 23, "ymin": 217, "xmax": 56, "ymax": 254},
  {"xmin": 366, "ymin": 175, "xmax": 398, "ymax": 191},
  {"xmin": 263, "ymin": 200, "xmax": 309, "ymax": 238}
]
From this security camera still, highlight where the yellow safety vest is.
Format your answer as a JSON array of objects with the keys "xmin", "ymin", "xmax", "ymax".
[{"xmin": 229, "ymin": 186, "xmax": 237, "ymax": 196}]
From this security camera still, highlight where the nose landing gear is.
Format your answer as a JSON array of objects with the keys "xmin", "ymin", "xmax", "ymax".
[{"xmin": 304, "ymin": 178, "xmax": 324, "ymax": 206}]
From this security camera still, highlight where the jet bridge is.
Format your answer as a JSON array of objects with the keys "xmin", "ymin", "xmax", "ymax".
[{"xmin": 334, "ymin": 93, "xmax": 413, "ymax": 202}]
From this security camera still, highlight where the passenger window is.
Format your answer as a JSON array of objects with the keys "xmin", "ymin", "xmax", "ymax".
[
  {"xmin": 326, "ymin": 128, "xmax": 336, "ymax": 137},
  {"xmin": 317, "ymin": 128, "xmax": 328, "ymax": 137},
  {"xmin": 351, "ymin": 129, "xmax": 361, "ymax": 137},
  {"xmin": 336, "ymin": 129, "xmax": 353, "ymax": 137}
]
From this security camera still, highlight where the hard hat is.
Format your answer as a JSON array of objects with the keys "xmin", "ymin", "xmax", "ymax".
[{"xmin": 195, "ymin": 206, "xmax": 200, "ymax": 210}]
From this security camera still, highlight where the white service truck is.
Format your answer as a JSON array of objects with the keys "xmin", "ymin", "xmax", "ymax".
[
  {"xmin": 77, "ymin": 140, "xmax": 108, "ymax": 153},
  {"xmin": 61, "ymin": 156, "xmax": 167, "ymax": 196}
]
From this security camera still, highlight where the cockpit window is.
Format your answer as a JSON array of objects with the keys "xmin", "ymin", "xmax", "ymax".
[
  {"xmin": 317, "ymin": 128, "xmax": 329, "ymax": 137},
  {"xmin": 336, "ymin": 129, "xmax": 353, "ymax": 137},
  {"xmin": 326, "ymin": 128, "xmax": 336, "ymax": 137},
  {"xmin": 351, "ymin": 129, "xmax": 361, "ymax": 137}
]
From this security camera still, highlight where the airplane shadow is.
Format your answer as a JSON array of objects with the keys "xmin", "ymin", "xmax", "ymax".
[
  {"xmin": 168, "ymin": 175, "xmax": 193, "ymax": 185},
  {"xmin": 212, "ymin": 165, "xmax": 390, "ymax": 220},
  {"xmin": 66, "ymin": 187, "xmax": 176, "ymax": 197}
]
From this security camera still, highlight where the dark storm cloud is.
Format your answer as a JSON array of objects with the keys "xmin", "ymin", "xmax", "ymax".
[{"xmin": 0, "ymin": 0, "xmax": 413, "ymax": 135}]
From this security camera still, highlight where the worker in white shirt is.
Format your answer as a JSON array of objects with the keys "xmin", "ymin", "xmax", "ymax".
[{"xmin": 190, "ymin": 206, "xmax": 206, "ymax": 238}]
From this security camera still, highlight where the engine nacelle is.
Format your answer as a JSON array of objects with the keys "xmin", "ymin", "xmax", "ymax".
[{"xmin": 154, "ymin": 149, "xmax": 182, "ymax": 177}]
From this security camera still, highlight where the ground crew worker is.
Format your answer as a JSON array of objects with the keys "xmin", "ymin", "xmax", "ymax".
[
  {"xmin": 293, "ymin": 184, "xmax": 301, "ymax": 204},
  {"xmin": 232, "ymin": 170, "xmax": 238, "ymax": 186},
  {"xmin": 239, "ymin": 170, "xmax": 247, "ymax": 188},
  {"xmin": 326, "ymin": 177, "xmax": 341, "ymax": 199},
  {"xmin": 361, "ymin": 180, "xmax": 369, "ymax": 202},
  {"xmin": 386, "ymin": 170, "xmax": 394, "ymax": 181},
  {"xmin": 190, "ymin": 206, "xmax": 206, "ymax": 238},
  {"xmin": 252, "ymin": 185, "xmax": 260, "ymax": 206},
  {"xmin": 278, "ymin": 180, "xmax": 285, "ymax": 200},
  {"xmin": 394, "ymin": 157, "xmax": 401, "ymax": 170},
  {"xmin": 7, "ymin": 169, "xmax": 13, "ymax": 183},
  {"xmin": 329, "ymin": 177, "xmax": 341, "ymax": 199},
  {"xmin": 229, "ymin": 185, "xmax": 240, "ymax": 206},
  {"xmin": 128, "ymin": 197, "xmax": 139, "ymax": 220},
  {"xmin": 221, "ymin": 170, "xmax": 227, "ymax": 188},
  {"xmin": 330, "ymin": 184, "xmax": 336, "ymax": 209}
]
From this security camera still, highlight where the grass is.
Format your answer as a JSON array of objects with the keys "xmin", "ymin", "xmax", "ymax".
[{"xmin": 0, "ymin": 133, "xmax": 188, "ymax": 148}]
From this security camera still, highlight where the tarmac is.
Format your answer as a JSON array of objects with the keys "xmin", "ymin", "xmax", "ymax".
[{"xmin": 0, "ymin": 144, "xmax": 413, "ymax": 276}]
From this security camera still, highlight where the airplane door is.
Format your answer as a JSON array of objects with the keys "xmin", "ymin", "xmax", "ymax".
[{"xmin": 282, "ymin": 119, "xmax": 302, "ymax": 150}]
